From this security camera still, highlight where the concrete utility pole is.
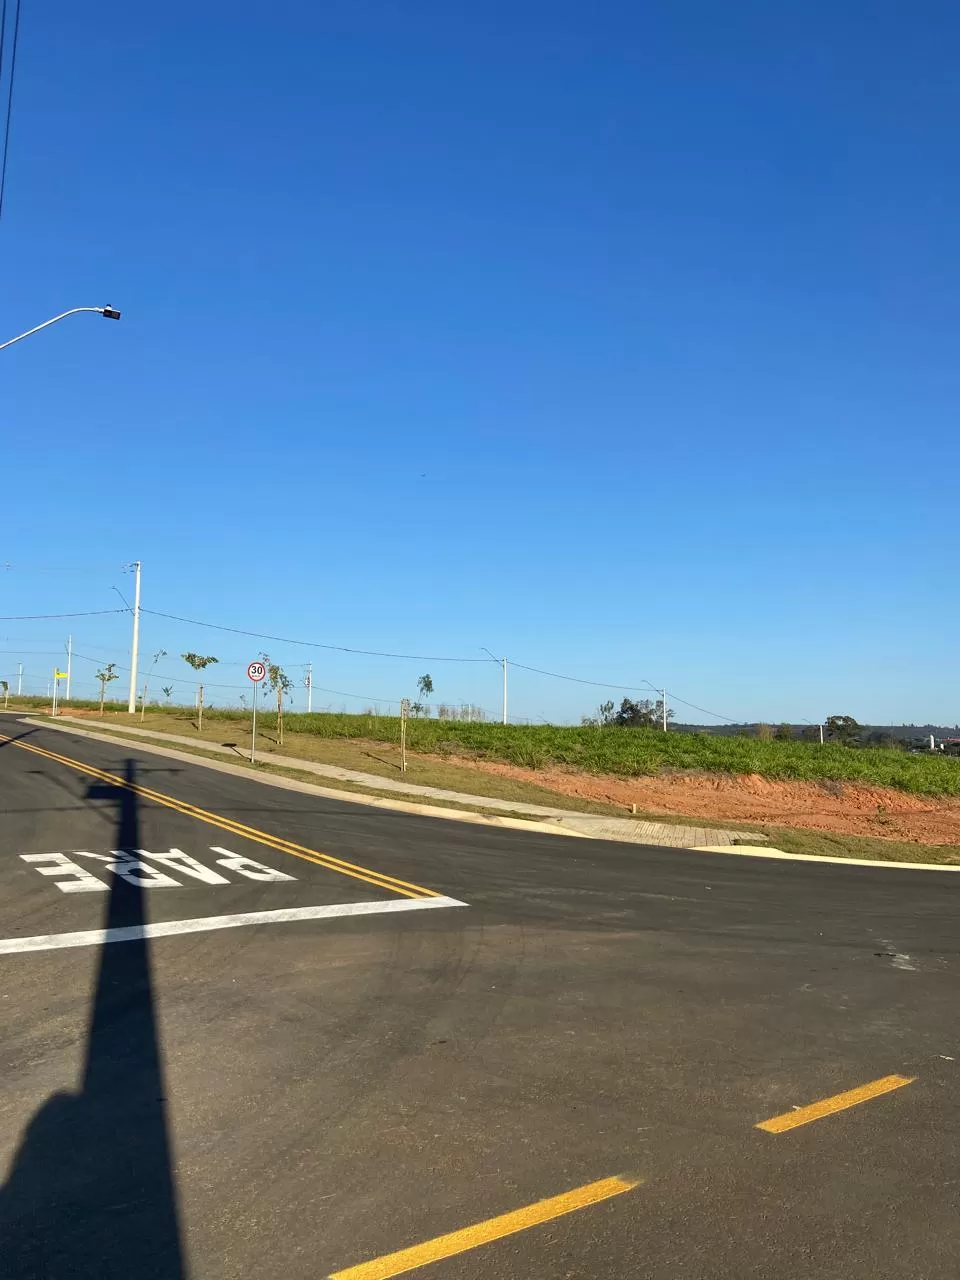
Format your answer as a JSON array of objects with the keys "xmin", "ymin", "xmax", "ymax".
[
  {"xmin": 662, "ymin": 688, "xmax": 668, "ymax": 732},
  {"xmin": 481, "ymin": 648, "xmax": 508, "ymax": 724},
  {"xmin": 126, "ymin": 560, "xmax": 142, "ymax": 714},
  {"xmin": 306, "ymin": 663, "xmax": 313, "ymax": 714},
  {"xmin": 17, "ymin": 662, "xmax": 22, "ymax": 696},
  {"xmin": 65, "ymin": 635, "xmax": 72, "ymax": 700}
]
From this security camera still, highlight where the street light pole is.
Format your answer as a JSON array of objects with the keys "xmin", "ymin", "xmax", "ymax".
[
  {"xmin": 126, "ymin": 560, "xmax": 142, "ymax": 714},
  {"xmin": 0, "ymin": 305, "xmax": 121, "ymax": 352}
]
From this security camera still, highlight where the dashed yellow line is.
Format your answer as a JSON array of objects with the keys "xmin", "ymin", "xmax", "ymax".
[
  {"xmin": 327, "ymin": 1175, "xmax": 642, "ymax": 1279},
  {"xmin": 756, "ymin": 1074, "xmax": 916, "ymax": 1134},
  {"xmin": 1, "ymin": 733, "xmax": 439, "ymax": 900}
]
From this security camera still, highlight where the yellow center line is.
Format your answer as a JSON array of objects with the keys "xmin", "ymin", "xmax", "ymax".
[
  {"xmin": 1, "ymin": 733, "xmax": 441, "ymax": 900},
  {"xmin": 327, "ymin": 1174, "xmax": 642, "ymax": 1280},
  {"xmin": 756, "ymin": 1074, "xmax": 917, "ymax": 1134}
]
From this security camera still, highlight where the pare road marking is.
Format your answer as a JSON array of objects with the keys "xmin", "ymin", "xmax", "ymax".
[{"xmin": 19, "ymin": 846, "xmax": 298, "ymax": 893}]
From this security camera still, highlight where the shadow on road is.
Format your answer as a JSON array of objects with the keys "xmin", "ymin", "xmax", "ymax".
[{"xmin": 0, "ymin": 759, "xmax": 187, "ymax": 1278}]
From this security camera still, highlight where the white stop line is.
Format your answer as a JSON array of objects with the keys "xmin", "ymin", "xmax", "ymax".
[{"xmin": 0, "ymin": 895, "xmax": 467, "ymax": 955}]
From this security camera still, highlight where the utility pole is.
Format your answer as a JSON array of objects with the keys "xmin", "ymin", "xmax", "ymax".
[
  {"xmin": 17, "ymin": 662, "xmax": 22, "ymax": 696},
  {"xmin": 482, "ymin": 648, "xmax": 508, "ymax": 724},
  {"xmin": 819, "ymin": 723, "xmax": 824, "ymax": 745},
  {"xmin": 306, "ymin": 663, "xmax": 313, "ymax": 714},
  {"xmin": 126, "ymin": 560, "xmax": 142, "ymax": 714},
  {"xmin": 662, "ymin": 688, "xmax": 668, "ymax": 732},
  {"xmin": 65, "ymin": 634, "xmax": 72, "ymax": 701}
]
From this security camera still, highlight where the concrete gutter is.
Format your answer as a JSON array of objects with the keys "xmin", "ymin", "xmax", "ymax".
[
  {"xmin": 26, "ymin": 715, "xmax": 759, "ymax": 850},
  {"xmin": 19, "ymin": 718, "xmax": 960, "ymax": 871}
]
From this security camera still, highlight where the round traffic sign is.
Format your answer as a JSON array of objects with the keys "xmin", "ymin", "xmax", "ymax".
[{"xmin": 247, "ymin": 661, "xmax": 266, "ymax": 683}]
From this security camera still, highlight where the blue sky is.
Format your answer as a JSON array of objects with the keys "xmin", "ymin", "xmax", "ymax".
[{"xmin": 1, "ymin": 1, "xmax": 958, "ymax": 724}]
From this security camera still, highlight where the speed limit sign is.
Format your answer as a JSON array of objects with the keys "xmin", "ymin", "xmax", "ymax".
[{"xmin": 247, "ymin": 661, "xmax": 267, "ymax": 764}]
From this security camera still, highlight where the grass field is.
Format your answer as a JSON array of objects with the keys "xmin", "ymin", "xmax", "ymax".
[
  {"xmin": 15, "ymin": 702, "xmax": 960, "ymax": 864},
  {"xmin": 11, "ymin": 699, "xmax": 960, "ymax": 797}
]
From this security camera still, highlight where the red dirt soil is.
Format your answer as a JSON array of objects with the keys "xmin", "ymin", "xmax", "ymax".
[{"xmin": 431, "ymin": 755, "xmax": 960, "ymax": 846}]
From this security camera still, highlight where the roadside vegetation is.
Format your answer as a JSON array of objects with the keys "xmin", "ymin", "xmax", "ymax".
[
  {"xmin": 12, "ymin": 699, "xmax": 960, "ymax": 864},
  {"xmin": 10, "ymin": 698, "xmax": 960, "ymax": 797}
]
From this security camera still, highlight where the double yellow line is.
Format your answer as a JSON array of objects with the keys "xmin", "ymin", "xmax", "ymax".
[{"xmin": 1, "ymin": 733, "xmax": 438, "ymax": 900}]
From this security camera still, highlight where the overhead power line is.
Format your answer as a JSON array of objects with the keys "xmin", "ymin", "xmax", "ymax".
[
  {"xmin": 0, "ymin": 0, "xmax": 21, "ymax": 221},
  {"xmin": 1, "ymin": 599, "xmax": 738, "ymax": 723},
  {"xmin": 510, "ymin": 662, "xmax": 661, "ymax": 694},
  {"xmin": 664, "ymin": 693, "xmax": 737, "ymax": 723},
  {"xmin": 69, "ymin": 650, "xmax": 429, "ymax": 708},
  {"xmin": 141, "ymin": 608, "xmax": 491, "ymax": 663},
  {"xmin": 141, "ymin": 608, "xmax": 737, "ymax": 720},
  {"xmin": 510, "ymin": 662, "xmax": 736, "ymax": 722},
  {"xmin": 0, "ymin": 608, "xmax": 127, "ymax": 620}
]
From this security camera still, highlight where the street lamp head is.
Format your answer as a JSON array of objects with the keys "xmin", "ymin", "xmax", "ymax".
[{"xmin": 100, "ymin": 306, "xmax": 121, "ymax": 320}]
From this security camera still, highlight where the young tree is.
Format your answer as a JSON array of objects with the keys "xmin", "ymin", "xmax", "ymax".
[
  {"xmin": 1, "ymin": 679, "xmax": 8, "ymax": 709},
  {"xmin": 161, "ymin": 685, "xmax": 173, "ymax": 704},
  {"xmin": 140, "ymin": 648, "xmax": 168, "ymax": 722},
  {"xmin": 417, "ymin": 674, "xmax": 433, "ymax": 704},
  {"xmin": 96, "ymin": 663, "xmax": 119, "ymax": 717},
  {"xmin": 774, "ymin": 722, "xmax": 794, "ymax": 741},
  {"xmin": 181, "ymin": 653, "xmax": 219, "ymax": 731},
  {"xmin": 262, "ymin": 653, "xmax": 293, "ymax": 745},
  {"xmin": 756, "ymin": 722, "xmax": 773, "ymax": 741}
]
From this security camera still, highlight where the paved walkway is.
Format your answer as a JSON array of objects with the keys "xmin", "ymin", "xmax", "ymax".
[{"xmin": 42, "ymin": 716, "xmax": 765, "ymax": 850}]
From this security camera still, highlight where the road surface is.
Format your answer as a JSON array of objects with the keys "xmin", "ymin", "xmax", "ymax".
[{"xmin": 1, "ymin": 715, "xmax": 958, "ymax": 1278}]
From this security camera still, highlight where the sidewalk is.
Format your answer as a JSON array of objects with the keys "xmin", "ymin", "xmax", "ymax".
[{"xmin": 38, "ymin": 715, "xmax": 765, "ymax": 850}]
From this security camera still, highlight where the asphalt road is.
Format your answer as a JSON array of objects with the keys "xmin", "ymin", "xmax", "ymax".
[{"xmin": 1, "ymin": 715, "xmax": 958, "ymax": 1279}]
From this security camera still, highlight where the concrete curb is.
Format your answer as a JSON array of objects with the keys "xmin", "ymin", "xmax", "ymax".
[
  {"xmin": 697, "ymin": 844, "xmax": 960, "ymax": 874},
  {"xmin": 27, "ymin": 715, "xmax": 761, "ymax": 850},
  {"xmin": 20, "ymin": 718, "xmax": 960, "ymax": 873},
  {"xmin": 19, "ymin": 717, "xmax": 593, "ymax": 842}
]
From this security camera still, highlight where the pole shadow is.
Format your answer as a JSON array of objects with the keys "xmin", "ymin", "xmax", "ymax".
[{"xmin": 0, "ymin": 759, "xmax": 187, "ymax": 1278}]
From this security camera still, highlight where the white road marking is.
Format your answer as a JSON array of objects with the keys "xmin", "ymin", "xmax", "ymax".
[
  {"xmin": 209, "ymin": 845, "xmax": 297, "ymax": 881},
  {"xmin": 20, "ymin": 853, "xmax": 109, "ymax": 893},
  {"xmin": 77, "ymin": 852, "xmax": 182, "ymax": 889},
  {"xmin": 138, "ymin": 848, "xmax": 230, "ymax": 885},
  {"xmin": 0, "ymin": 895, "xmax": 467, "ymax": 955},
  {"xmin": 19, "ymin": 846, "xmax": 299, "ymax": 893},
  {"xmin": 877, "ymin": 938, "xmax": 917, "ymax": 971}
]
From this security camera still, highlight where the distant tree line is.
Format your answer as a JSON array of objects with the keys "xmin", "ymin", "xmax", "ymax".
[
  {"xmin": 582, "ymin": 697, "xmax": 674, "ymax": 729},
  {"xmin": 746, "ymin": 715, "xmax": 932, "ymax": 750}
]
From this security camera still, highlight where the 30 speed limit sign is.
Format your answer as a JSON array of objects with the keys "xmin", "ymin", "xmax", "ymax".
[{"xmin": 247, "ymin": 661, "xmax": 266, "ymax": 683}]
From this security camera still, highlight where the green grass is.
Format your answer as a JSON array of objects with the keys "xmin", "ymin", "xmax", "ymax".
[
  {"xmin": 31, "ymin": 703, "xmax": 960, "ymax": 797},
  {"xmin": 3, "ymin": 695, "xmax": 120, "ymax": 713},
  {"xmin": 762, "ymin": 826, "xmax": 960, "ymax": 866},
  {"xmin": 31, "ymin": 713, "xmax": 960, "ymax": 866}
]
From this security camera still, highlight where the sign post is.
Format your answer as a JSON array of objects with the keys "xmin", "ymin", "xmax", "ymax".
[
  {"xmin": 51, "ymin": 669, "xmax": 68, "ymax": 718},
  {"xmin": 247, "ymin": 661, "xmax": 266, "ymax": 762}
]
